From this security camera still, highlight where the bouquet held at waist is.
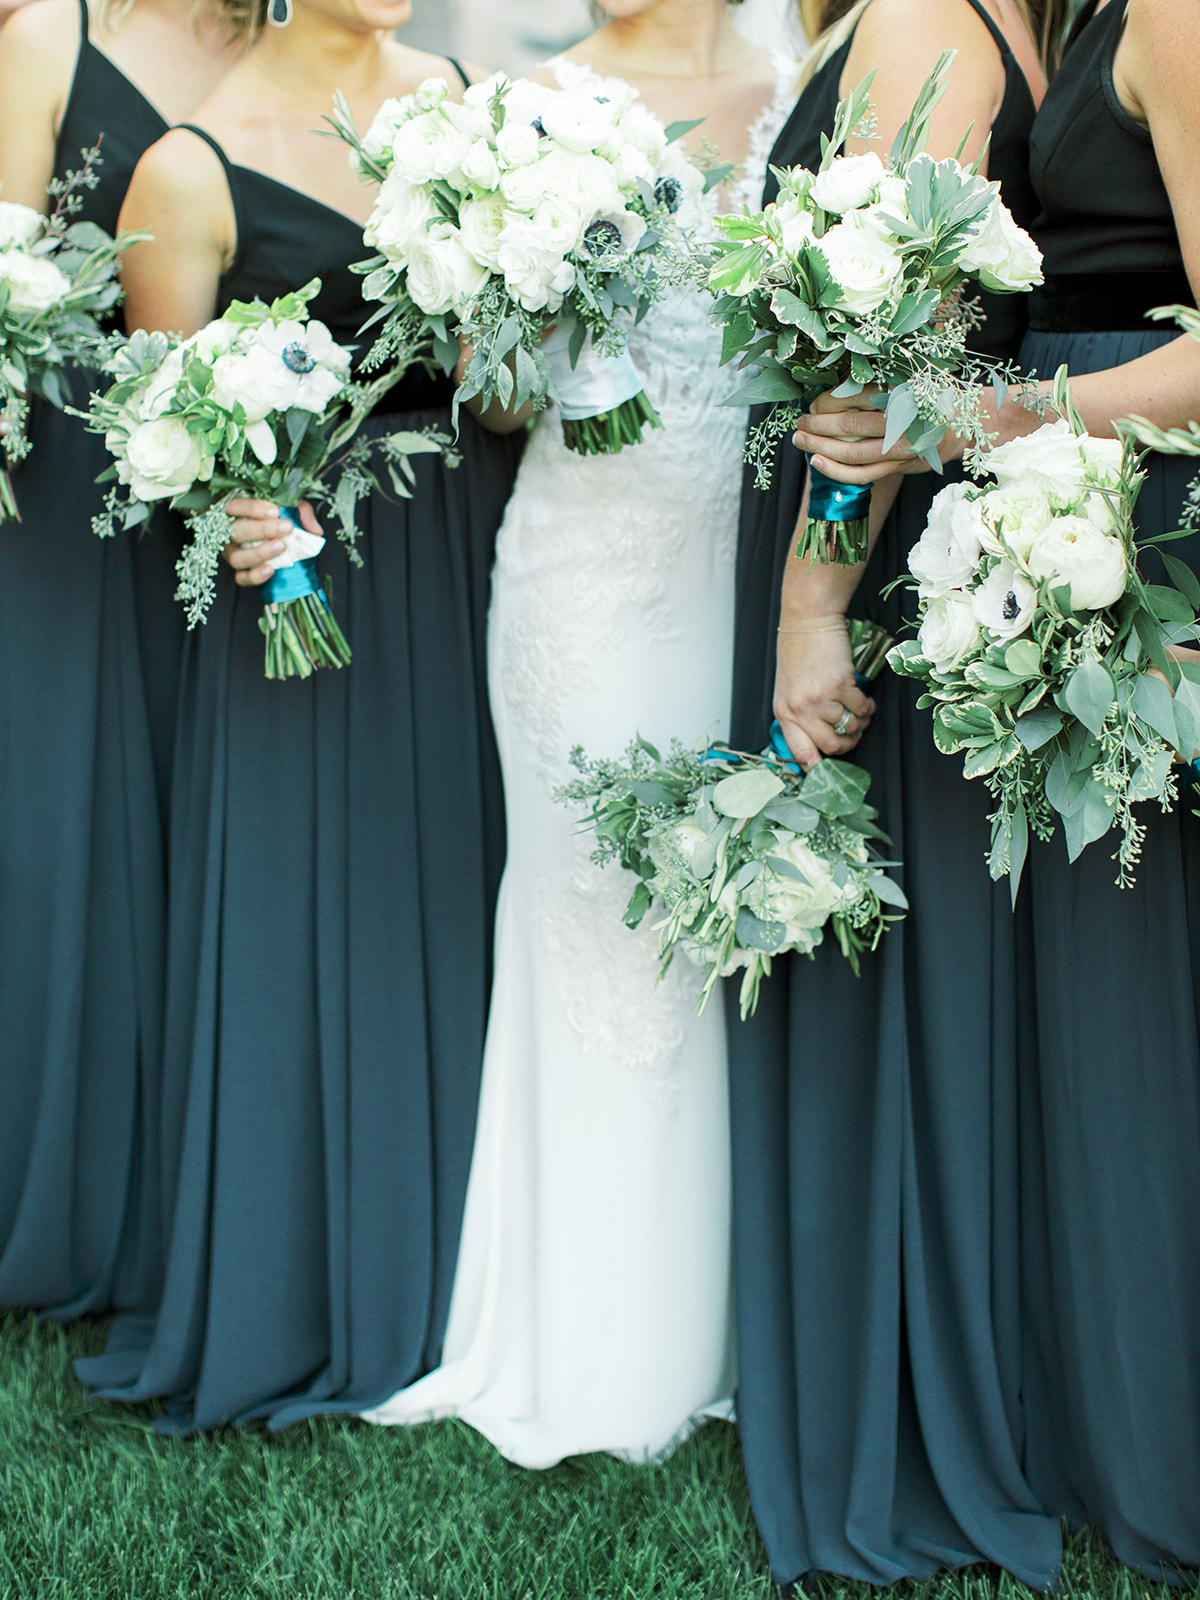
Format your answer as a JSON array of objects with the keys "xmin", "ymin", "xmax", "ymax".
[
  {"xmin": 890, "ymin": 370, "xmax": 1200, "ymax": 894},
  {"xmin": 704, "ymin": 53, "xmax": 1042, "ymax": 563},
  {"xmin": 82, "ymin": 278, "xmax": 448, "ymax": 680},
  {"xmin": 333, "ymin": 70, "xmax": 711, "ymax": 455},
  {"xmin": 0, "ymin": 145, "xmax": 142, "ymax": 523},
  {"xmin": 558, "ymin": 622, "xmax": 904, "ymax": 1019}
]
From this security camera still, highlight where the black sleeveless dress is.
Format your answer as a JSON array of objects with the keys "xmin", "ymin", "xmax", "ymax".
[
  {"xmin": 1015, "ymin": 0, "xmax": 1200, "ymax": 1576},
  {"xmin": 75, "ymin": 107, "xmax": 522, "ymax": 1431},
  {"xmin": 725, "ymin": 5, "xmax": 1062, "ymax": 1587},
  {"xmin": 0, "ymin": 2, "xmax": 176, "ymax": 1318}
]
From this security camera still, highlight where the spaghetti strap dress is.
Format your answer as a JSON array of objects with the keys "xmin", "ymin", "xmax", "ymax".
[
  {"xmin": 1015, "ymin": 0, "xmax": 1200, "ymax": 1575},
  {"xmin": 725, "ymin": 3, "xmax": 1062, "ymax": 1587},
  {"xmin": 0, "ymin": 0, "xmax": 177, "ymax": 1319},
  {"xmin": 75, "ymin": 91, "xmax": 522, "ymax": 1432}
]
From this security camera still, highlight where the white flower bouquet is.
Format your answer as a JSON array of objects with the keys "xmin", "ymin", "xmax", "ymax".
[
  {"xmin": 889, "ymin": 375, "xmax": 1200, "ymax": 892},
  {"xmin": 333, "ymin": 72, "xmax": 702, "ymax": 454},
  {"xmin": 0, "ymin": 146, "xmax": 141, "ymax": 522},
  {"xmin": 84, "ymin": 279, "xmax": 448, "ymax": 679},
  {"xmin": 705, "ymin": 54, "xmax": 1042, "ymax": 563},
  {"xmin": 558, "ymin": 725, "xmax": 906, "ymax": 1019}
]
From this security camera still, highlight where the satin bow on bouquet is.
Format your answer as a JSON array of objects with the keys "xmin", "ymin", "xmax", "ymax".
[
  {"xmin": 704, "ymin": 53, "xmax": 1042, "ymax": 563},
  {"xmin": 333, "ymin": 72, "xmax": 709, "ymax": 454},
  {"xmin": 83, "ymin": 279, "xmax": 448, "ymax": 679},
  {"xmin": 889, "ymin": 372, "xmax": 1200, "ymax": 894},
  {"xmin": 0, "ymin": 146, "xmax": 142, "ymax": 523},
  {"xmin": 557, "ymin": 628, "xmax": 904, "ymax": 1020}
]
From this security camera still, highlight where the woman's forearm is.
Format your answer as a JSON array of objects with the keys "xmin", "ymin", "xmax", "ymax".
[{"xmin": 778, "ymin": 470, "xmax": 900, "ymax": 619}]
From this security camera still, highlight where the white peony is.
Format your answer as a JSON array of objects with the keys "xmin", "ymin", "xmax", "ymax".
[
  {"xmin": 0, "ymin": 250, "xmax": 70, "ymax": 313},
  {"xmin": 972, "ymin": 560, "xmax": 1039, "ymax": 639},
  {"xmin": 918, "ymin": 591, "xmax": 983, "ymax": 672},
  {"xmin": 390, "ymin": 108, "xmax": 473, "ymax": 185},
  {"xmin": 1026, "ymin": 515, "xmax": 1128, "ymax": 610},
  {"xmin": 958, "ymin": 197, "xmax": 1043, "ymax": 292},
  {"xmin": 975, "ymin": 480, "xmax": 1058, "ymax": 560},
  {"xmin": 538, "ymin": 89, "xmax": 617, "ymax": 154},
  {"xmin": 985, "ymin": 418, "xmax": 1123, "ymax": 502},
  {"xmin": 817, "ymin": 222, "xmax": 905, "ymax": 314},
  {"xmin": 0, "ymin": 200, "xmax": 43, "ymax": 250},
  {"xmin": 457, "ymin": 192, "xmax": 508, "ymax": 269},
  {"xmin": 406, "ymin": 232, "xmax": 490, "ymax": 316},
  {"xmin": 531, "ymin": 147, "xmax": 625, "ymax": 219},
  {"xmin": 810, "ymin": 152, "xmax": 886, "ymax": 215},
  {"xmin": 122, "ymin": 416, "xmax": 210, "ymax": 501},
  {"xmin": 365, "ymin": 170, "xmax": 439, "ymax": 265},
  {"xmin": 908, "ymin": 481, "xmax": 985, "ymax": 596}
]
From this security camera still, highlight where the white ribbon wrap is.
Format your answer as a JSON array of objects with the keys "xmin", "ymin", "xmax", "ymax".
[
  {"xmin": 540, "ymin": 324, "xmax": 645, "ymax": 422},
  {"xmin": 270, "ymin": 519, "xmax": 325, "ymax": 572}
]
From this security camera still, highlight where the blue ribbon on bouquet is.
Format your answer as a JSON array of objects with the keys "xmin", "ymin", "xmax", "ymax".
[{"xmin": 807, "ymin": 463, "xmax": 873, "ymax": 524}]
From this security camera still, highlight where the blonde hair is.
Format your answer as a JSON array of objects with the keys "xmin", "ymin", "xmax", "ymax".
[
  {"xmin": 91, "ymin": 0, "xmax": 215, "ymax": 31},
  {"xmin": 211, "ymin": 0, "xmax": 268, "ymax": 43},
  {"xmin": 797, "ymin": 0, "xmax": 1073, "ymax": 85}
]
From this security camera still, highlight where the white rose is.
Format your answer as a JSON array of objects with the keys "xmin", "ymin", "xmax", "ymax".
[
  {"xmin": 657, "ymin": 817, "xmax": 709, "ymax": 871},
  {"xmin": 817, "ymin": 222, "xmax": 905, "ymax": 314},
  {"xmin": 496, "ymin": 230, "xmax": 570, "ymax": 312},
  {"xmin": 972, "ymin": 560, "xmax": 1039, "ymax": 639},
  {"xmin": 500, "ymin": 155, "xmax": 555, "ymax": 213},
  {"xmin": 0, "ymin": 200, "xmax": 43, "ymax": 250},
  {"xmin": 138, "ymin": 345, "xmax": 187, "ymax": 421},
  {"xmin": 406, "ymin": 232, "xmax": 489, "ymax": 316},
  {"xmin": 359, "ymin": 97, "xmax": 415, "ymax": 170},
  {"xmin": 917, "ymin": 591, "xmax": 983, "ymax": 672},
  {"xmin": 764, "ymin": 835, "xmax": 842, "ymax": 936},
  {"xmin": 122, "ymin": 416, "xmax": 210, "ymax": 501},
  {"xmin": 985, "ymin": 418, "xmax": 1123, "ymax": 502},
  {"xmin": 414, "ymin": 76, "xmax": 449, "ymax": 113},
  {"xmin": 810, "ymin": 152, "xmax": 886, "ymax": 215},
  {"xmin": 390, "ymin": 108, "xmax": 473, "ymax": 185},
  {"xmin": 187, "ymin": 320, "xmax": 240, "ymax": 364},
  {"xmin": 1026, "ymin": 515, "xmax": 1129, "ymax": 610},
  {"xmin": 514, "ymin": 148, "xmax": 624, "ymax": 220},
  {"xmin": 771, "ymin": 196, "xmax": 817, "ymax": 257},
  {"xmin": 457, "ymin": 192, "xmax": 508, "ymax": 270},
  {"xmin": 959, "ymin": 197, "xmax": 1043, "ymax": 292},
  {"xmin": 538, "ymin": 89, "xmax": 617, "ymax": 155},
  {"xmin": 908, "ymin": 481, "xmax": 985, "ymax": 597},
  {"xmin": 975, "ymin": 481, "xmax": 1057, "ymax": 560},
  {"xmin": 844, "ymin": 176, "xmax": 909, "ymax": 243},
  {"xmin": 459, "ymin": 137, "xmax": 502, "ymax": 193},
  {"xmin": 0, "ymin": 250, "xmax": 70, "ymax": 313},
  {"xmin": 365, "ymin": 170, "xmax": 439, "ymax": 264}
]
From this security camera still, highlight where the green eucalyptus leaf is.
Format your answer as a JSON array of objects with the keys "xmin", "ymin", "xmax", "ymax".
[
  {"xmin": 712, "ymin": 767, "xmax": 786, "ymax": 818},
  {"xmin": 1062, "ymin": 655, "xmax": 1115, "ymax": 738}
]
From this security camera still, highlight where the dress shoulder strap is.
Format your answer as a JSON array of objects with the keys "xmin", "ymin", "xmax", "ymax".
[
  {"xmin": 962, "ymin": 0, "xmax": 1014, "ymax": 63},
  {"xmin": 174, "ymin": 124, "xmax": 243, "ymax": 277},
  {"xmin": 77, "ymin": 0, "xmax": 89, "ymax": 40},
  {"xmin": 176, "ymin": 123, "xmax": 236, "ymax": 181},
  {"xmin": 446, "ymin": 57, "xmax": 470, "ymax": 91}
]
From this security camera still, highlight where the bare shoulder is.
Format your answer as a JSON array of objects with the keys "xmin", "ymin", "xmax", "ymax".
[
  {"xmin": 386, "ymin": 40, "xmax": 484, "ymax": 98},
  {"xmin": 0, "ymin": 0, "xmax": 79, "ymax": 92},
  {"xmin": 852, "ymin": 0, "xmax": 998, "ymax": 59},
  {"xmin": 124, "ymin": 126, "xmax": 230, "ymax": 224},
  {"xmin": 1126, "ymin": 0, "xmax": 1200, "ymax": 80}
]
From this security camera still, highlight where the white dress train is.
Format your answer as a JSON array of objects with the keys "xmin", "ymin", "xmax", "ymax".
[{"xmin": 363, "ymin": 54, "xmax": 797, "ymax": 1468}]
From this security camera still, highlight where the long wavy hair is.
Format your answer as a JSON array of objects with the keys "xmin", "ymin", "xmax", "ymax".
[{"xmin": 797, "ymin": 0, "xmax": 1075, "ymax": 83}]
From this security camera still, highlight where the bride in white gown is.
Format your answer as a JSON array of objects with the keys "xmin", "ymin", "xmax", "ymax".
[{"xmin": 364, "ymin": 0, "xmax": 797, "ymax": 1467}]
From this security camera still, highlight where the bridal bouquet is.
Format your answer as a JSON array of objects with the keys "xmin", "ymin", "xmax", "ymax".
[
  {"xmin": 558, "ymin": 625, "xmax": 904, "ymax": 1018},
  {"xmin": 334, "ymin": 72, "xmax": 700, "ymax": 454},
  {"xmin": 0, "ymin": 147, "xmax": 138, "ymax": 522},
  {"xmin": 889, "ymin": 378, "xmax": 1200, "ymax": 893},
  {"xmin": 85, "ymin": 279, "xmax": 446, "ymax": 679},
  {"xmin": 705, "ymin": 54, "xmax": 1042, "ymax": 563}
]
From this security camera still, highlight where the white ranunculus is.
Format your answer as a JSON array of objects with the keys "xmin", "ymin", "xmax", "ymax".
[
  {"xmin": 500, "ymin": 154, "xmax": 555, "ymax": 213},
  {"xmin": 414, "ymin": 76, "xmax": 449, "ymax": 113},
  {"xmin": 406, "ymin": 232, "xmax": 489, "ymax": 316},
  {"xmin": 457, "ymin": 192, "xmax": 508, "ymax": 269},
  {"xmin": 533, "ymin": 147, "xmax": 624, "ymax": 220},
  {"xmin": 0, "ymin": 200, "xmax": 43, "ymax": 250},
  {"xmin": 771, "ymin": 196, "xmax": 816, "ymax": 257},
  {"xmin": 1026, "ymin": 514, "xmax": 1128, "ymax": 610},
  {"xmin": 975, "ymin": 480, "xmax": 1057, "ymax": 560},
  {"xmin": 365, "ymin": 170, "xmax": 439, "ymax": 265},
  {"xmin": 908, "ymin": 481, "xmax": 985, "ymax": 596},
  {"xmin": 917, "ymin": 591, "xmax": 983, "ymax": 672},
  {"xmin": 122, "ymin": 416, "xmax": 210, "ymax": 501},
  {"xmin": 459, "ymin": 137, "xmax": 502, "ymax": 193},
  {"xmin": 959, "ymin": 197, "xmax": 1043, "ymax": 292},
  {"xmin": 0, "ymin": 250, "xmax": 70, "ymax": 313},
  {"xmin": 985, "ymin": 418, "xmax": 1123, "ymax": 502},
  {"xmin": 972, "ymin": 560, "xmax": 1039, "ymax": 639},
  {"xmin": 539, "ymin": 89, "xmax": 617, "ymax": 155},
  {"xmin": 817, "ymin": 222, "xmax": 904, "ymax": 314},
  {"xmin": 527, "ymin": 194, "xmax": 586, "ymax": 255},
  {"xmin": 390, "ymin": 108, "xmax": 473, "ymax": 185},
  {"xmin": 811, "ymin": 152, "xmax": 886, "ymax": 215},
  {"xmin": 495, "ymin": 120, "xmax": 542, "ymax": 169}
]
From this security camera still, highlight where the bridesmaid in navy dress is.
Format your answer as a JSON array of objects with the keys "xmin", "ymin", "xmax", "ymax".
[
  {"xmin": 75, "ymin": 0, "xmax": 519, "ymax": 1433},
  {"xmin": 0, "ymin": 0, "xmax": 238, "ymax": 1315},
  {"xmin": 794, "ymin": 0, "xmax": 1200, "ymax": 1576},
  {"xmin": 727, "ymin": 0, "xmax": 1065, "ymax": 1586}
]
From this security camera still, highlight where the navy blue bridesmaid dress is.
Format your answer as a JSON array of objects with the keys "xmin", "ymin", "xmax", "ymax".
[
  {"xmin": 1015, "ymin": 0, "xmax": 1200, "ymax": 1576},
  {"xmin": 725, "ymin": 4, "xmax": 1063, "ymax": 1587},
  {"xmin": 0, "ymin": 0, "xmax": 178, "ymax": 1318},
  {"xmin": 75, "ymin": 102, "xmax": 521, "ymax": 1431}
]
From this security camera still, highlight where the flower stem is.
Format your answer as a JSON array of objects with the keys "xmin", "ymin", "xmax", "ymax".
[
  {"xmin": 258, "ymin": 588, "xmax": 351, "ymax": 681},
  {"xmin": 0, "ymin": 468, "xmax": 20, "ymax": 525},
  {"xmin": 561, "ymin": 392, "xmax": 663, "ymax": 457}
]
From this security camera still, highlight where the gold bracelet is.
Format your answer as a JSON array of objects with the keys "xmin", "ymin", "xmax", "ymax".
[{"xmin": 777, "ymin": 618, "xmax": 849, "ymax": 635}]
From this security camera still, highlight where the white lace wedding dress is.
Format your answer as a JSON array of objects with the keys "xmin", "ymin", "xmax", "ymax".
[{"xmin": 363, "ymin": 53, "xmax": 797, "ymax": 1467}]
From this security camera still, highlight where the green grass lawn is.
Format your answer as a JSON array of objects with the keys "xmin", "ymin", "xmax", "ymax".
[{"xmin": 0, "ymin": 1311, "xmax": 1191, "ymax": 1600}]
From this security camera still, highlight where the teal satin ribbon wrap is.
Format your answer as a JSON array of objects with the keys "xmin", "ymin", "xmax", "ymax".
[
  {"xmin": 261, "ymin": 507, "xmax": 329, "ymax": 608},
  {"xmin": 807, "ymin": 464, "xmax": 872, "ymax": 523}
]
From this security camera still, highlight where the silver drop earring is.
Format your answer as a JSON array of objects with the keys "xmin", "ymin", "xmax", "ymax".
[{"xmin": 268, "ymin": 0, "xmax": 293, "ymax": 25}]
